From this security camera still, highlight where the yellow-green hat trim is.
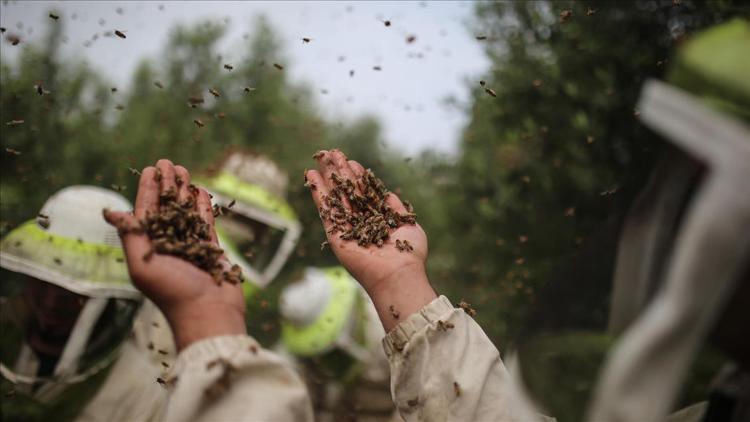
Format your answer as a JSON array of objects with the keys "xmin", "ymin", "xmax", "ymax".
[
  {"xmin": 0, "ymin": 221, "xmax": 134, "ymax": 297},
  {"xmin": 195, "ymin": 172, "xmax": 298, "ymax": 221}
]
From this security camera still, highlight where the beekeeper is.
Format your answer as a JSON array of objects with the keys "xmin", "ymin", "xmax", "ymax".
[
  {"xmin": 278, "ymin": 266, "xmax": 395, "ymax": 421},
  {"xmin": 0, "ymin": 185, "xmax": 166, "ymax": 421}
]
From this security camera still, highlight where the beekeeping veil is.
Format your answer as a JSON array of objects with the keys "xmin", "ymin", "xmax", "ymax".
[
  {"xmin": 195, "ymin": 151, "xmax": 301, "ymax": 294},
  {"xmin": 588, "ymin": 19, "xmax": 750, "ymax": 421},
  {"xmin": 0, "ymin": 186, "xmax": 141, "ymax": 402}
]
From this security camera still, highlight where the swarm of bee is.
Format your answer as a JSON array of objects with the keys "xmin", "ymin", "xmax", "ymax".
[
  {"xmin": 133, "ymin": 183, "xmax": 242, "ymax": 285},
  {"xmin": 315, "ymin": 167, "xmax": 417, "ymax": 248}
]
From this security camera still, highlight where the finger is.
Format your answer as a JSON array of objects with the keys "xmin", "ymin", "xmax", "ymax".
[
  {"xmin": 195, "ymin": 188, "xmax": 218, "ymax": 244},
  {"xmin": 305, "ymin": 170, "xmax": 336, "ymax": 235},
  {"xmin": 317, "ymin": 150, "xmax": 357, "ymax": 208},
  {"xmin": 348, "ymin": 160, "xmax": 366, "ymax": 178},
  {"xmin": 385, "ymin": 192, "xmax": 409, "ymax": 215},
  {"xmin": 135, "ymin": 167, "xmax": 159, "ymax": 220},
  {"xmin": 174, "ymin": 165, "xmax": 192, "ymax": 204},
  {"xmin": 156, "ymin": 159, "xmax": 177, "ymax": 199}
]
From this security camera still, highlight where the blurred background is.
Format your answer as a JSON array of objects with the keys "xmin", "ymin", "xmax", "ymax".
[{"xmin": 1, "ymin": 1, "xmax": 747, "ymax": 420}]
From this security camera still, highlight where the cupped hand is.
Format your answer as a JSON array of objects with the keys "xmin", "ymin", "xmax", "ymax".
[
  {"xmin": 103, "ymin": 159, "xmax": 246, "ymax": 350},
  {"xmin": 306, "ymin": 150, "xmax": 437, "ymax": 331}
]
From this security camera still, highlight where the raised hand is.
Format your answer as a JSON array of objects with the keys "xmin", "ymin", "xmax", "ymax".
[
  {"xmin": 103, "ymin": 159, "xmax": 245, "ymax": 350},
  {"xmin": 305, "ymin": 150, "xmax": 437, "ymax": 331}
]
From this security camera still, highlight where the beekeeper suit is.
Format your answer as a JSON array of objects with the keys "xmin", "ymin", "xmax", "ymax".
[
  {"xmin": 278, "ymin": 267, "xmax": 396, "ymax": 421},
  {"xmin": 0, "ymin": 186, "xmax": 166, "ymax": 421}
]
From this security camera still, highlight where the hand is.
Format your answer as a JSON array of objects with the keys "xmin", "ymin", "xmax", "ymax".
[
  {"xmin": 306, "ymin": 150, "xmax": 437, "ymax": 331},
  {"xmin": 103, "ymin": 159, "xmax": 246, "ymax": 351}
]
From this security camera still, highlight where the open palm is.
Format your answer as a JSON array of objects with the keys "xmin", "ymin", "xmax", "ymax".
[
  {"xmin": 104, "ymin": 159, "xmax": 245, "ymax": 350},
  {"xmin": 305, "ymin": 150, "xmax": 429, "ymax": 296}
]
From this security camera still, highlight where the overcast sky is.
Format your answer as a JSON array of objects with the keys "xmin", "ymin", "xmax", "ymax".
[{"xmin": 0, "ymin": 1, "xmax": 491, "ymax": 155}]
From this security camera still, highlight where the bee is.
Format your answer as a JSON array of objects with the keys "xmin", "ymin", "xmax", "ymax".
[
  {"xmin": 389, "ymin": 305, "xmax": 400, "ymax": 319},
  {"xmin": 111, "ymin": 87, "xmax": 118, "ymax": 92},
  {"xmin": 37, "ymin": 213, "xmax": 50, "ymax": 229},
  {"xmin": 7, "ymin": 35, "xmax": 21, "ymax": 45},
  {"xmin": 532, "ymin": 79, "xmax": 543, "ymax": 88},
  {"xmin": 5, "ymin": 148, "xmax": 21, "ymax": 156},
  {"xmin": 216, "ymin": 111, "xmax": 226, "ymax": 119},
  {"xmin": 312, "ymin": 150, "xmax": 325, "ymax": 160},
  {"xmin": 518, "ymin": 235, "xmax": 528, "ymax": 243},
  {"xmin": 406, "ymin": 35, "xmax": 416, "ymax": 44},
  {"xmin": 349, "ymin": 70, "xmax": 354, "ymax": 77},
  {"xmin": 320, "ymin": 240, "xmax": 328, "ymax": 250},
  {"xmin": 457, "ymin": 300, "xmax": 477, "ymax": 317},
  {"xmin": 243, "ymin": 86, "xmax": 256, "ymax": 93},
  {"xmin": 224, "ymin": 64, "xmax": 233, "ymax": 70},
  {"xmin": 227, "ymin": 199, "xmax": 236, "ymax": 208},
  {"xmin": 559, "ymin": 9, "xmax": 573, "ymax": 23},
  {"xmin": 437, "ymin": 320, "xmax": 455, "ymax": 331},
  {"xmin": 586, "ymin": 7, "xmax": 597, "ymax": 16},
  {"xmin": 407, "ymin": 398, "xmax": 419, "ymax": 407},
  {"xmin": 193, "ymin": 119, "xmax": 205, "ymax": 128},
  {"xmin": 154, "ymin": 81, "xmax": 164, "ymax": 89},
  {"xmin": 301, "ymin": 37, "xmax": 311, "ymax": 43},
  {"xmin": 484, "ymin": 87, "xmax": 496, "ymax": 97},
  {"xmin": 586, "ymin": 135, "xmax": 595, "ymax": 144},
  {"xmin": 128, "ymin": 167, "xmax": 142, "ymax": 176},
  {"xmin": 273, "ymin": 63, "xmax": 284, "ymax": 70},
  {"xmin": 157, "ymin": 349, "xmax": 168, "ymax": 355},
  {"xmin": 382, "ymin": 19, "xmax": 391, "ymax": 27},
  {"xmin": 475, "ymin": 35, "xmax": 487, "ymax": 40},
  {"xmin": 479, "ymin": 80, "xmax": 485, "ymax": 87},
  {"xmin": 454, "ymin": 382, "xmax": 462, "ymax": 397},
  {"xmin": 248, "ymin": 344, "xmax": 258, "ymax": 354},
  {"xmin": 564, "ymin": 207, "xmax": 576, "ymax": 217},
  {"xmin": 53, "ymin": 257, "xmax": 62, "ymax": 265},
  {"xmin": 209, "ymin": 88, "xmax": 220, "ymax": 98},
  {"xmin": 5, "ymin": 120, "xmax": 24, "ymax": 126},
  {"xmin": 161, "ymin": 362, "xmax": 169, "ymax": 368},
  {"xmin": 156, "ymin": 377, "xmax": 167, "ymax": 387},
  {"xmin": 35, "ymin": 83, "xmax": 44, "ymax": 95},
  {"xmin": 114, "ymin": 30, "xmax": 126, "ymax": 39},
  {"xmin": 0, "ymin": 28, "xmax": 5, "ymax": 33},
  {"xmin": 515, "ymin": 257, "xmax": 525, "ymax": 265},
  {"xmin": 49, "ymin": 13, "xmax": 60, "ymax": 20},
  {"xmin": 115, "ymin": 104, "xmax": 125, "ymax": 111},
  {"xmin": 373, "ymin": 66, "xmax": 382, "ymax": 71}
]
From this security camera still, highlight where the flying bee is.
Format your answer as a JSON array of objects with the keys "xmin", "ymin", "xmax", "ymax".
[
  {"xmin": 111, "ymin": 87, "xmax": 118, "ymax": 92},
  {"xmin": 479, "ymin": 80, "xmax": 486, "ymax": 87},
  {"xmin": 193, "ymin": 119, "xmax": 205, "ymax": 128},
  {"xmin": 406, "ymin": 34, "xmax": 416, "ymax": 43},
  {"xmin": 373, "ymin": 66, "xmax": 382, "ymax": 71},
  {"xmin": 381, "ymin": 19, "xmax": 391, "ymax": 27},
  {"xmin": 475, "ymin": 35, "xmax": 487, "ymax": 40},
  {"xmin": 227, "ymin": 199, "xmax": 236, "ymax": 209},
  {"xmin": 49, "ymin": 13, "xmax": 60, "ymax": 20},
  {"xmin": 5, "ymin": 147, "xmax": 21, "ymax": 155},
  {"xmin": 454, "ymin": 382, "xmax": 461, "ymax": 397},
  {"xmin": 301, "ymin": 37, "xmax": 311, "ymax": 43},
  {"xmin": 115, "ymin": 104, "xmax": 125, "ymax": 110},
  {"xmin": 154, "ymin": 81, "xmax": 164, "ymax": 89},
  {"xmin": 349, "ymin": 70, "xmax": 354, "ymax": 77},
  {"xmin": 484, "ymin": 87, "xmax": 497, "ymax": 97},
  {"xmin": 7, "ymin": 34, "xmax": 20, "ymax": 45},
  {"xmin": 111, "ymin": 184, "xmax": 127, "ymax": 192},
  {"xmin": 224, "ymin": 64, "xmax": 233, "ymax": 70},
  {"xmin": 559, "ymin": 9, "xmax": 573, "ymax": 23},
  {"xmin": 6, "ymin": 120, "xmax": 24, "ymax": 126},
  {"xmin": 114, "ymin": 30, "xmax": 126, "ymax": 39},
  {"xmin": 37, "ymin": 213, "xmax": 50, "ymax": 229},
  {"xmin": 586, "ymin": 7, "xmax": 597, "ymax": 16},
  {"xmin": 209, "ymin": 88, "xmax": 220, "ymax": 98},
  {"xmin": 243, "ymin": 86, "xmax": 256, "ymax": 93},
  {"xmin": 273, "ymin": 63, "xmax": 284, "ymax": 70}
]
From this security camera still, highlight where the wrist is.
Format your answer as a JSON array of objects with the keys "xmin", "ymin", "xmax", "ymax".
[
  {"xmin": 166, "ymin": 301, "xmax": 247, "ymax": 351},
  {"xmin": 367, "ymin": 263, "xmax": 437, "ymax": 332}
]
